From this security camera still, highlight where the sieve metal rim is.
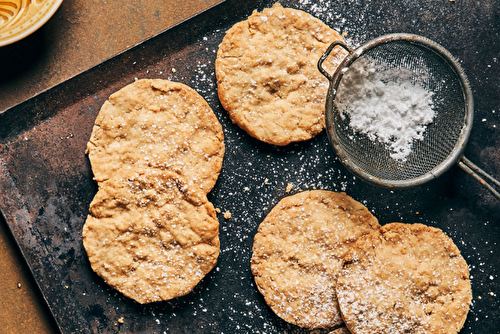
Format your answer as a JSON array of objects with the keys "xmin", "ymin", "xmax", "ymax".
[{"xmin": 319, "ymin": 33, "xmax": 474, "ymax": 189}]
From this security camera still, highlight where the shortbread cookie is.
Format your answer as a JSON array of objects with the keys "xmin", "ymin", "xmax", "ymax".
[
  {"xmin": 216, "ymin": 3, "xmax": 347, "ymax": 146},
  {"xmin": 251, "ymin": 191, "xmax": 380, "ymax": 328},
  {"xmin": 82, "ymin": 169, "xmax": 220, "ymax": 304},
  {"xmin": 86, "ymin": 79, "xmax": 224, "ymax": 193},
  {"xmin": 336, "ymin": 223, "xmax": 472, "ymax": 334}
]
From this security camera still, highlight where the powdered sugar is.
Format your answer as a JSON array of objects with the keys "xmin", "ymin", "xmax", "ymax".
[{"xmin": 336, "ymin": 57, "xmax": 436, "ymax": 161}]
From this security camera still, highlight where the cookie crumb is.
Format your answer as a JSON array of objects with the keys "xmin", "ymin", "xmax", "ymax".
[
  {"xmin": 244, "ymin": 186, "xmax": 250, "ymax": 192},
  {"xmin": 17, "ymin": 283, "xmax": 21, "ymax": 289},
  {"xmin": 215, "ymin": 208, "xmax": 221, "ymax": 213},
  {"xmin": 118, "ymin": 317, "xmax": 124, "ymax": 324},
  {"xmin": 342, "ymin": 31, "xmax": 348, "ymax": 37},
  {"xmin": 224, "ymin": 211, "xmax": 232, "ymax": 219},
  {"xmin": 264, "ymin": 178, "xmax": 269, "ymax": 185},
  {"xmin": 285, "ymin": 183, "xmax": 293, "ymax": 193}
]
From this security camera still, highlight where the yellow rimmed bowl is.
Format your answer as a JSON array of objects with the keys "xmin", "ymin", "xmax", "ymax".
[{"xmin": 0, "ymin": 0, "xmax": 63, "ymax": 47}]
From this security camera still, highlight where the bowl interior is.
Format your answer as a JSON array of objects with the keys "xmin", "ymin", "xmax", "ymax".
[{"xmin": 0, "ymin": 0, "xmax": 63, "ymax": 47}]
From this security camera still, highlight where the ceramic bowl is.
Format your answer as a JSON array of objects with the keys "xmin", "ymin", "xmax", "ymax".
[{"xmin": 0, "ymin": 0, "xmax": 63, "ymax": 47}]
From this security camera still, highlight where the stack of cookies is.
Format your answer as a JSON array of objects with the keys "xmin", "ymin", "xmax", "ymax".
[
  {"xmin": 251, "ymin": 191, "xmax": 472, "ymax": 333},
  {"xmin": 82, "ymin": 79, "xmax": 224, "ymax": 304}
]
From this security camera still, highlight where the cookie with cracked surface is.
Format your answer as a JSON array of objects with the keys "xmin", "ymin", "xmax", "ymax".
[
  {"xmin": 86, "ymin": 79, "xmax": 224, "ymax": 193},
  {"xmin": 336, "ymin": 223, "xmax": 472, "ymax": 334},
  {"xmin": 82, "ymin": 168, "xmax": 220, "ymax": 304},
  {"xmin": 251, "ymin": 190, "xmax": 380, "ymax": 328},
  {"xmin": 215, "ymin": 3, "xmax": 347, "ymax": 146}
]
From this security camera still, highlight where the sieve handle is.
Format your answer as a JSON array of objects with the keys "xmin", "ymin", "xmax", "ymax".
[
  {"xmin": 318, "ymin": 41, "xmax": 352, "ymax": 81},
  {"xmin": 458, "ymin": 156, "xmax": 500, "ymax": 200}
]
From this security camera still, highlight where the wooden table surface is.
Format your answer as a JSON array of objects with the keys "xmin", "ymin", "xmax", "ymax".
[{"xmin": 0, "ymin": 1, "xmax": 221, "ymax": 332}]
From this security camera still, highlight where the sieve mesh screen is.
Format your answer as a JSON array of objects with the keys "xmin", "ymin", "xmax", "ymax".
[{"xmin": 330, "ymin": 39, "xmax": 469, "ymax": 183}]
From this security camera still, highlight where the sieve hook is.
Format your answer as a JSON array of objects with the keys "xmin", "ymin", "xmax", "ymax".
[
  {"xmin": 458, "ymin": 156, "xmax": 500, "ymax": 200},
  {"xmin": 318, "ymin": 41, "xmax": 351, "ymax": 81}
]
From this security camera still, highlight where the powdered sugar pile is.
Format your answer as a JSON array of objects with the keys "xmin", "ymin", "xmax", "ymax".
[{"xmin": 336, "ymin": 57, "xmax": 436, "ymax": 161}]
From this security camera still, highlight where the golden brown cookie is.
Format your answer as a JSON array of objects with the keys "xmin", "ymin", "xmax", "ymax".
[
  {"xmin": 215, "ymin": 3, "xmax": 347, "ymax": 146},
  {"xmin": 86, "ymin": 79, "xmax": 224, "ymax": 193},
  {"xmin": 82, "ymin": 168, "xmax": 220, "ymax": 304},
  {"xmin": 336, "ymin": 223, "xmax": 472, "ymax": 334},
  {"xmin": 251, "ymin": 190, "xmax": 380, "ymax": 328}
]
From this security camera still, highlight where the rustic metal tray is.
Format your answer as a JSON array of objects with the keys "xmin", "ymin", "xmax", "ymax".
[{"xmin": 0, "ymin": 0, "xmax": 499, "ymax": 333}]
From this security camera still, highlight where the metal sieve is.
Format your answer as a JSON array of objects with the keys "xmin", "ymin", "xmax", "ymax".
[{"xmin": 318, "ymin": 33, "xmax": 500, "ymax": 199}]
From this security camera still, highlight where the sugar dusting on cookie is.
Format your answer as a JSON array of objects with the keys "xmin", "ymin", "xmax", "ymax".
[
  {"xmin": 336, "ymin": 223, "xmax": 472, "ymax": 334},
  {"xmin": 86, "ymin": 79, "xmax": 224, "ymax": 194}
]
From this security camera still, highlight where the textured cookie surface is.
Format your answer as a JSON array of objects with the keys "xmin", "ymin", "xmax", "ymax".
[
  {"xmin": 87, "ymin": 79, "xmax": 224, "ymax": 193},
  {"xmin": 216, "ymin": 3, "xmax": 346, "ymax": 146},
  {"xmin": 82, "ymin": 169, "xmax": 220, "ymax": 304},
  {"xmin": 251, "ymin": 191, "xmax": 380, "ymax": 328},
  {"xmin": 336, "ymin": 223, "xmax": 472, "ymax": 334}
]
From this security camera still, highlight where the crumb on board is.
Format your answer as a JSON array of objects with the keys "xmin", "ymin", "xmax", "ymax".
[
  {"xmin": 342, "ymin": 31, "xmax": 348, "ymax": 37},
  {"xmin": 285, "ymin": 183, "xmax": 293, "ymax": 193},
  {"xmin": 215, "ymin": 208, "xmax": 221, "ymax": 214},
  {"xmin": 17, "ymin": 283, "xmax": 21, "ymax": 289},
  {"xmin": 224, "ymin": 211, "xmax": 232, "ymax": 219},
  {"xmin": 118, "ymin": 317, "xmax": 124, "ymax": 324},
  {"xmin": 172, "ymin": 68, "xmax": 176, "ymax": 73},
  {"xmin": 244, "ymin": 186, "xmax": 250, "ymax": 192},
  {"xmin": 264, "ymin": 178, "xmax": 269, "ymax": 185}
]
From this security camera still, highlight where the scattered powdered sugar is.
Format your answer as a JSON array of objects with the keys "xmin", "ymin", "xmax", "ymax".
[{"xmin": 336, "ymin": 57, "xmax": 436, "ymax": 161}]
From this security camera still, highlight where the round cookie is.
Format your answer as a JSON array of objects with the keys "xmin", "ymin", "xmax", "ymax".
[
  {"xmin": 82, "ymin": 168, "xmax": 220, "ymax": 304},
  {"xmin": 215, "ymin": 3, "xmax": 347, "ymax": 146},
  {"xmin": 336, "ymin": 223, "xmax": 472, "ymax": 334},
  {"xmin": 86, "ymin": 79, "xmax": 224, "ymax": 193},
  {"xmin": 251, "ymin": 191, "xmax": 380, "ymax": 328}
]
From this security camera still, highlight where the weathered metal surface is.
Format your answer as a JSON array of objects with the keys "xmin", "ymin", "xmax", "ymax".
[{"xmin": 0, "ymin": 0, "xmax": 499, "ymax": 333}]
